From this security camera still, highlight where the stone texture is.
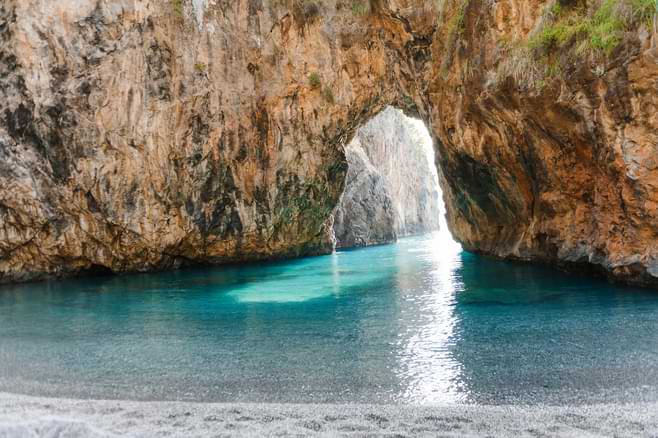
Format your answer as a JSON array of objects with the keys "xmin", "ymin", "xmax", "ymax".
[
  {"xmin": 1, "ymin": 0, "xmax": 657, "ymax": 287},
  {"xmin": 432, "ymin": 0, "xmax": 658, "ymax": 287},
  {"xmin": 332, "ymin": 134, "xmax": 398, "ymax": 248},
  {"xmin": 332, "ymin": 107, "xmax": 441, "ymax": 248}
]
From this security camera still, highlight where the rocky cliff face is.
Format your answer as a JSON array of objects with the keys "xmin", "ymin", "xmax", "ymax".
[
  {"xmin": 1, "ymin": 0, "xmax": 657, "ymax": 286},
  {"xmin": 333, "ymin": 107, "xmax": 441, "ymax": 248},
  {"xmin": 331, "ymin": 137, "xmax": 398, "ymax": 248},
  {"xmin": 432, "ymin": 0, "xmax": 658, "ymax": 286}
]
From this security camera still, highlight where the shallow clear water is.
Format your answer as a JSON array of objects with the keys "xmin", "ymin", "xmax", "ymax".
[{"xmin": 1, "ymin": 233, "xmax": 657, "ymax": 406}]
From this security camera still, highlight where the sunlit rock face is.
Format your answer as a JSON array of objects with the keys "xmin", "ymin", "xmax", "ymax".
[
  {"xmin": 1, "ymin": 0, "xmax": 658, "ymax": 286},
  {"xmin": 332, "ymin": 107, "xmax": 441, "ymax": 248},
  {"xmin": 331, "ymin": 138, "xmax": 398, "ymax": 249}
]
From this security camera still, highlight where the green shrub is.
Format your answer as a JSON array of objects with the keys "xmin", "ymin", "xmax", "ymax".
[
  {"xmin": 172, "ymin": 0, "xmax": 183, "ymax": 16},
  {"xmin": 308, "ymin": 72, "xmax": 321, "ymax": 88},
  {"xmin": 322, "ymin": 86, "xmax": 335, "ymax": 104},
  {"xmin": 529, "ymin": 19, "xmax": 589, "ymax": 50},
  {"xmin": 351, "ymin": 1, "xmax": 369, "ymax": 16},
  {"xmin": 529, "ymin": 0, "xmax": 657, "ymax": 55},
  {"xmin": 194, "ymin": 63, "xmax": 206, "ymax": 72},
  {"xmin": 494, "ymin": 0, "xmax": 657, "ymax": 90},
  {"xmin": 589, "ymin": 3, "xmax": 625, "ymax": 52},
  {"xmin": 546, "ymin": 60, "xmax": 561, "ymax": 77}
]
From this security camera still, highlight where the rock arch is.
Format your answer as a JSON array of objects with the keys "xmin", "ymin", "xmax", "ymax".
[
  {"xmin": 0, "ymin": 0, "xmax": 657, "ymax": 286},
  {"xmin": 332, "ymin": 106, "xmax": 442, "ymax": 249}
]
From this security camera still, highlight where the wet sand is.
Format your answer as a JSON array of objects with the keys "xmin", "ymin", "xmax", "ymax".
[{"xmin": 1, "ymin": 392, "xmax": 657, "ymax": 437}]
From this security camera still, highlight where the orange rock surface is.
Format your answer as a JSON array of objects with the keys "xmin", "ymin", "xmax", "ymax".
[{"xmin": 1, "ymin": 0, "xmax": 657, "ymax": 286}]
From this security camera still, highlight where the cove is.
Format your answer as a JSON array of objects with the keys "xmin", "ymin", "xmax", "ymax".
[{"xmin": 1, "ymin": 233, "xmax": 657, "ymax": 406}]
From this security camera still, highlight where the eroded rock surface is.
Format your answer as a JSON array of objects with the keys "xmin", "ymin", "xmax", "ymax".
[
  {"xmin": 333, "ymin": 107, "xmax": 441, "ymax": 248},
  {"xmin": 1, "ymin": 0, "xmax": 657, "ymax": 286},
  {"xmin": 332, "ymin": 135, "xmax": 398, "ymax": 248}
]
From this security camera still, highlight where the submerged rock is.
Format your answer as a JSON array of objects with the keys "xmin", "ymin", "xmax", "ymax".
[{"xmin": 332, "ymin": 107, "xmax": 441, "ymax": 248}]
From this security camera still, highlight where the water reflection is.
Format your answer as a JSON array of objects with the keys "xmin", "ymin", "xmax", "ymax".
[
  {"xmin": 393, "ymin": 232, "xmax": 467, "ymax": 404},
  {"xmin": 389, "ymin": 127, "xmax": 469, "ymax": 403}
]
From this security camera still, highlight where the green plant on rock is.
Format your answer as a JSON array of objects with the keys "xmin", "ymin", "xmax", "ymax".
[
  {"xmin": 545, "ymin": 60, "xmax": 561, "ymax": 77},
  {"xmin": 194, "ymin": 63, "xmax": 206, "ymax": 73},
  {"xmin": 308, "ymin": 72, "xmax": 321, "ymax": 88},
  {"xmin": 172, "ymin": 0, "xmax": 183, "ymax": 17},
  {"xmin": 529, "ymin": 0, "xmax": 657, "ymax": 55},
  {"xmin": 494, "ymin": 0, "xmax": 658, "ymax": 90},
  {"xmin": 440, "ymin": 0, "xmax": 470, "ymax": 76},
  {"xmin": 322, "ymin": 86, "xmax": 335, "ymax": 104},
  {"xmin": 630, "ymin": 0, "xmax": 658, "ymax": 26},
  {"xmin": 271, "ymin": 178, "xmax": 334, "ymax": 237},
  {"xmin": 351, "ymin": 1, "xmax": 369, "ymax": 16},
  {"xmin": 529, "ymin": 19, "xmax": 588, "ymax": 50},
  {"xmin": 327, "ymin": 159, "xmax": 348, "ymax": 181}
]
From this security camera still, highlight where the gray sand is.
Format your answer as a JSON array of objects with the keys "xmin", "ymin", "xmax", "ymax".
[{"xmin": 1, "ymin": 392, "xmax": 657, "ymax": 437}]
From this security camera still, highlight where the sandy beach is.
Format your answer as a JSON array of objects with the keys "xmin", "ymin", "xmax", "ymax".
[{"xmin": 0, "ymin": 392, "xmax": 657, "ymax": 437}]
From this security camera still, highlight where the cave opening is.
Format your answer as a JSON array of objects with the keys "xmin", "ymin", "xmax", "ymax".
[{"xmin": 332, "ymin": 106, "xmax": 460, "ymax": 252}]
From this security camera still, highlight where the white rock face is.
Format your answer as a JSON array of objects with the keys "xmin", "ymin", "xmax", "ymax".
[
  {"xmin": 191, "ymin": 0, "xmax": 207, "ymax": 29},
  {"xmin": 333, "ymin": 107, "xmax": 441, "ymax": 248}
]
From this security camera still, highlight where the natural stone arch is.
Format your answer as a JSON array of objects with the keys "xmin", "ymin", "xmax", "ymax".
[
  {"xmin": 0, "ymin": 0, "xmax": 657, "ymax": 286},
  {"xmin": 332, "ymin": 106, "xmax": 442, "ymax": 249}
]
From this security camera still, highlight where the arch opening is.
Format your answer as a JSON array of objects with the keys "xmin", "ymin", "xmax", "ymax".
[{"xmin": 331, "ymin": 106, "xmax": 460, "ymax": 252}]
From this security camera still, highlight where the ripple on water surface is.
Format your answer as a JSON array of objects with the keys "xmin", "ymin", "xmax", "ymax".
[{"xmin": 0, "ymin": 233, "xmax": 657, "ymax": 405}]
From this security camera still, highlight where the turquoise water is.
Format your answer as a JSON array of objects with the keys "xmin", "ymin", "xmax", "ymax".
[{"xmin": 1, "ymin": 233, "xmax": 657, "ymax": 405}]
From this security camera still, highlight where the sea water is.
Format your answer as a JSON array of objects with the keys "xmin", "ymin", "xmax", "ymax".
[{"xmin": 0, "ymin": 233, "xmax": 657, "ymax": 405}]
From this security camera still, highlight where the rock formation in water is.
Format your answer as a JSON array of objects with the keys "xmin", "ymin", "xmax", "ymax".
[
  {"xmin": 332, "ymin": 107, "xmax": 441, "ymax": 248},
  {"xmin": 1, "ymin": 0, "xmax": 657, "ymax": 286}
]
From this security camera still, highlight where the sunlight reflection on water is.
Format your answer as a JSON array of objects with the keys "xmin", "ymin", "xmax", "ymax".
[
  {"xmin": 391, "ymin": 116, "xmax": 470, "ymax": 403},
  {"xmin": 3, "ymin": 175, "xmax": 658, "ymax": 405},
  {"xmin": 394, "ymin": 232, "xmax": 468, "ymax": 404},
  {"xmin": 2, "ymin": 229, "xmax": 658, "ymax": 405}
]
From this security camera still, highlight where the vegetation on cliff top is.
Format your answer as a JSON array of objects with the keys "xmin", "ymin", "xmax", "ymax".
[
  {"xmin": 530, "ymin": 0, "xmax": 657, "ymax": 54},
  {"xmin": 494, "ymin": 0, "xmax": 657, "ymax": 89},
  {"xmin": 271, "ymin": 0, "xmax": 371, "ymax": 17}
]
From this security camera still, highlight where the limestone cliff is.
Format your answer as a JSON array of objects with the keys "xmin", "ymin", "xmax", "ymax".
[
  {"xmin": 1, "ymin": 0, "xmax": 657, "ymax": 286},
  {"xmin": 432, "ymin": 0, "xmax": 658, "ymax": 286},
  {"xmin": 333, "ymin": 107, "xmax": 441, "ymax": 248},
  {"xmin": 332, "ymin": 136, "xmax": 398, "ymax": 248}
]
